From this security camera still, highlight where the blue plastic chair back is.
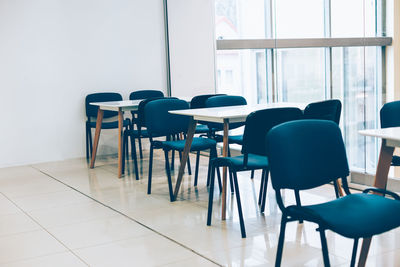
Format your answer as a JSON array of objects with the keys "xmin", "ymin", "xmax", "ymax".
[
  {"xmin": 205, "ymin": 95, "xmax": 247, "ymax": 130},
  {"xmin": 136, "ymin": 97, "xmax": 171, "ymax": 128},
  {"xmin": 129, "ymin": 90, "xmax": 164, "ymax": 100},
  {"xmin": 145, "ymin": 98, "xmax": 190, "ymax": 136},
  {"xmin": 303, "ymin": 99, "xmax": 342, "ymax": 124},
  {"xmin": 85, "ymin": 92, "xmax": 122, "ymax": 119},
  {"xmin": 190, "ymin": 94, "xmax": 226, "ymax": 109},
  {"xmin": 266, "ymin": 120, "xmax": 349, "ymax": 191},
  {"xmin": 242, "ymin": 108, "xmax": 303, "ymax": 156},
  {"xmin": 380, "ymin": 100, "xmax": 400, "ymax": 128}
]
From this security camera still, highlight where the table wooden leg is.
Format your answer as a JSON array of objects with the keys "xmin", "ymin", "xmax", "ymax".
[
  {"xmin": 117, "ymin": 111, "xmax": 124, "ymax": 178},
  {"xmin": 358, "ymin": 141, "xmax": 394, "ymax": 267},
  {"xmin": 221, "ymin": 119, "xmax": 229, "ymax": 220},
  {"xmin": 90, "ymin": 108, "xmax": 104, "ymax": 168},
  {"xmin": 173, "ymin": 118, "xmax": 197, "ymax": 201}
]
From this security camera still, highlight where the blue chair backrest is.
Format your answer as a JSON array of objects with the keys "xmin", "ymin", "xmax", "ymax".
[
  {"xmin": 380, "ymin": 100, "xmax": 400, "ymax": 128},
  {"xmin": 205, "ymin": 95, "xmax": 247, "ymax": 130},
  {"xmin": 129, "ymin": 90, "xmax": 164, "ymax": 100},
  {"xmin": 136, "ymin": 97, "xmax": 170, "ymax": 128},
  {"xmin": 145, "ymin": 98, "xmax": 190, "ymax": 136},
  {"xmin": 266, "ymin": 120, "xmax": 349, "ymax": 191},
  {"xmin": 303, "ymin": 99, "xmax": 342, "ymax": 124},
  {"xmin": 85, "ymin": 92, "xmax": 122, "ymax": 119},
  {"xmin": 190, "ymin": 94, "xmax": 226, "ymax": 109},
  {"xmin": 206, "ymin": 95, "xmax": 247, "ymax": 108},
  {"xmin": 242, "ymin": 108, "xmax": 303, "ymax": 156}
]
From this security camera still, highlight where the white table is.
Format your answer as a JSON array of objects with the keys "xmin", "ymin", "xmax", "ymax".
[
  {"xmin": 357, "ymin": 127, "xmax": 400, "ymax": 267},
  {"xmin": 170, "ymin": 102, "xmax": 305, "ymax": 219},
  {"xmin": 89, "ymin": 100, "xmax": 142, "ymax": 178}
]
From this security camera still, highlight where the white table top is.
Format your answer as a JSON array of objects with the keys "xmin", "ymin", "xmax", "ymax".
[
  {"xmin": 169, "ymin": 102, "xmax": 306, "ymax": 123},
  {"xmin": 359, "ymin": 127, "xmax": 400, "ymax": 147},
  {"xmin": 90, "ymin": 97, "xmax": 192, "ymax": 112},
  {"xmin": 90, "ymin": 100, "xmax": 143, "ymax": 112}
]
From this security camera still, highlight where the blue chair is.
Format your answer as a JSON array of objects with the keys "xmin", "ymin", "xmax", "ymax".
[
  {"xmin": 299, "ymin": 99, "xmax": 343, "ymax": 202},
  {"xmin": 85, "ymin": 92, "xmax": 131, "ymax": 160},
  {"xmin": 129, "ymin": 90, "xmax": 164, "ymax": 159},
  {"xmin": 266, "ymin": 120, "xmax": 400, "ymax": 267},
  {"xmin": 303, "ymin": 99, "xmax": 342, "ymax": 124},
  {"xmin": 122, "ymin": 97, "xmax": 176, "ymax": 180},
  {"xmin": 207, "ymin": 107, "xmax": 303, "ymax": 238},
  {"xmin": 205, "ymin": 95, "xmax": 247, "ymax": 135},
  {"xmin": 145, "ymin": 98, "xmax": 221, "ymax": 201},
  {"xmin": 380, "ymin": 100, "xmax": 400, "ymax": 166}
]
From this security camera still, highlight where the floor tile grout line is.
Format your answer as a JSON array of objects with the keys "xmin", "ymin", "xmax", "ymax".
[
  {"xmin": 0, "ymin": 192, "xmax": 90, "ymax": 267},
  {"xmin": 32, "ymin": 166, "xmax": 223, "ymax": 267}
]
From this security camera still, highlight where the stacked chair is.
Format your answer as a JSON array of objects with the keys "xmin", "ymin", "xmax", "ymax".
[
  {"xmin": 299, "ymin": 99, "xmax": 342, "ymax": 201},
  {"xmin": 145, "ymin": 98, "xmax": 221, "ymax": 201},
  {"xmin": 85, "ymin": 92, "xmax": 131, "ymax": 160},
  {"xmin": 129, "ymin": 90, "xmax": 164, "ymax": 159}
]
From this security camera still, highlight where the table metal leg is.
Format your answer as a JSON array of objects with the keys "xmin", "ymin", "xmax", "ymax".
[
  {"xmin": 222, "ymin": 119, "xmax": 229, "ymax": 220},
  {"xmin": 358, "ymin": 140, "xmax": 394, "ymax": 267},
  {"xmin": 90, "ymin": 108, "xmax": 104, "ymax": 169},
  {"xmin": 117, "ymin": 111, "xmax": 124, "ymax": 178},
  {"xmin": 173, "ymin": 118, "xmax": 197, "ymax": 201}
]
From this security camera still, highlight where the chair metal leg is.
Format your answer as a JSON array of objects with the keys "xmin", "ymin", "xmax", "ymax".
[
  {"xmin": 216, "ymin": 167, "xmax": 222, "ymax": 193},
  {"xmin": 194, "ymin": 151, "xmax": 200, "ymax": 186},
  {"xmin": 164, "ymin": 149, "xmax": 174, "ymax": 201},
  {"xmin": 251, "ymin": 170, "xmax": 255, "ymax": 179},
  {"xmin": 122, "ymin": 132, "xmax": 127, "ymax": 175},
  {"xmin": 207, "ymin": 151, "xmax": 212, "ymax": 186},
  {"xmin": 85, "ymin": 124, "xmax": 90, "ymax": 160},
  {"xmin": 295, "ymin": 190, "xmax": 303, "ymax": 223},
  {"xmin": 187, "ymin": 152, "xmax": 192, "ymax": 175},
  {"xmin": 171, "ymin": 150, "xmax": 175, "ymax": 170},
  {"xmin": 333, "ymin": 180, "xmax": 340, "ymax": 199},
  {"xmin": 137, "ymin": 137, "xmax": 143, "ymax": 159},
  {"xmin": 260, "ymin": 169, "xmax": 269, "ymax": 213},
  {"xmin": 232, "ymin": 171, "xmax": 246, "ymax": 238},
  {"xmin": 147, "ymin": 145, "xmax": 154, "ymax": 194},
  {"xmin": 131, "ymin": 134, "xmax": 139, "ymax": 180},
  {"xmin": 319, "ymin": 228, "xmax": 331, "ymax": 267},
  {"xmin": 259, "ymin": 169, "xmax": 265, "ymax": 205},
  {"xmin": 171, "ymin": 134, "xmax": 176, "ymax": 170},
  {"xmin": 275, "ymin": 215, "xmax": 287, "ymax": 267},
  {"xmin": 207, "ymin": 163, "xmax": 216, "ymax": 226},
  {"xmin": 229, "ymin": 170, "xmax": 235, "ymax": 194},
  {"xmin": 88, "ymin": 126, "xmax": 93, "ymax": 159},
  {"xmin": 350, "ymin": 239, "xmax": 359, "ymax": 267}
]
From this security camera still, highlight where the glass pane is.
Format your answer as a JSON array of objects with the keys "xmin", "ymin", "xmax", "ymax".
[
  {"xmin": 332, "ymin": 46, "xmax": 380, "ymax": 173},
  {"xmin": 331, "ymin": 0, "xmax": 375, "ymax": 37},
  {"xmin": 275, "ymin": 48, "xmax": 326, "ymax": 102},
  {"xmin": 216, "ymin": 49, "xmax": 271, "ymax": 105},
  {"xmin": 215, "ymin": 0, "xmax": 270, "ymax": 39},
  {"xmin": 274, "ymin": 0, "xmax": 325, "ymax": 38}
]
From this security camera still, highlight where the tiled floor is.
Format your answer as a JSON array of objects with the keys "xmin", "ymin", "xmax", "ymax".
[{"xmin": 0, "ymin": 147, "xmax": 399, "ymax": 266}]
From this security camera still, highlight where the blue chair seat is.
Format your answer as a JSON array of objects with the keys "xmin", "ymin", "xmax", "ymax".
[
  {"xmin": 88, "ymin": 119, "xmax": 130, "ymax": 129},
  {"xmin": 288, "ymin": 193, "xmax": 400, "ymax": 239},
  {"xmin": 392, "ymin": 155, "xmax": 400, "ymax": 166},
  {"xmin": 213, "ymin": 154, "xmax": 268, "ymax": 171},
  {"xmin": 228, "ymin": 134, "xmax": 243, "ymax": 145},
  {"xmin": 161, "ymin": 137, "xmax": 216, "ymax": 152},
  {"xmin": 195, "ymin": 124, "xmax": 210, "ymax": 134}
]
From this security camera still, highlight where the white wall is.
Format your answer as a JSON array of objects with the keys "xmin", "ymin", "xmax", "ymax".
[
  {"xmin": 167, "ymin": 0, "xmax": 216, "ymax": 97},
  {"xmin": 0, "ymin": 0, "xmax": 167, "ymax": 167}
]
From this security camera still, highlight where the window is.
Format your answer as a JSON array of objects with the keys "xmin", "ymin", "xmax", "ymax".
[{"xmin": 215, "ymin": 0, "xmax": 388, "ymax": 175}]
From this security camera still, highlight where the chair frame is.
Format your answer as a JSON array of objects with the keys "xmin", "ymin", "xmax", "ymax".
[{"xmin": 268, "ymin": 120, "xmax": 400, "ymax": 267}]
